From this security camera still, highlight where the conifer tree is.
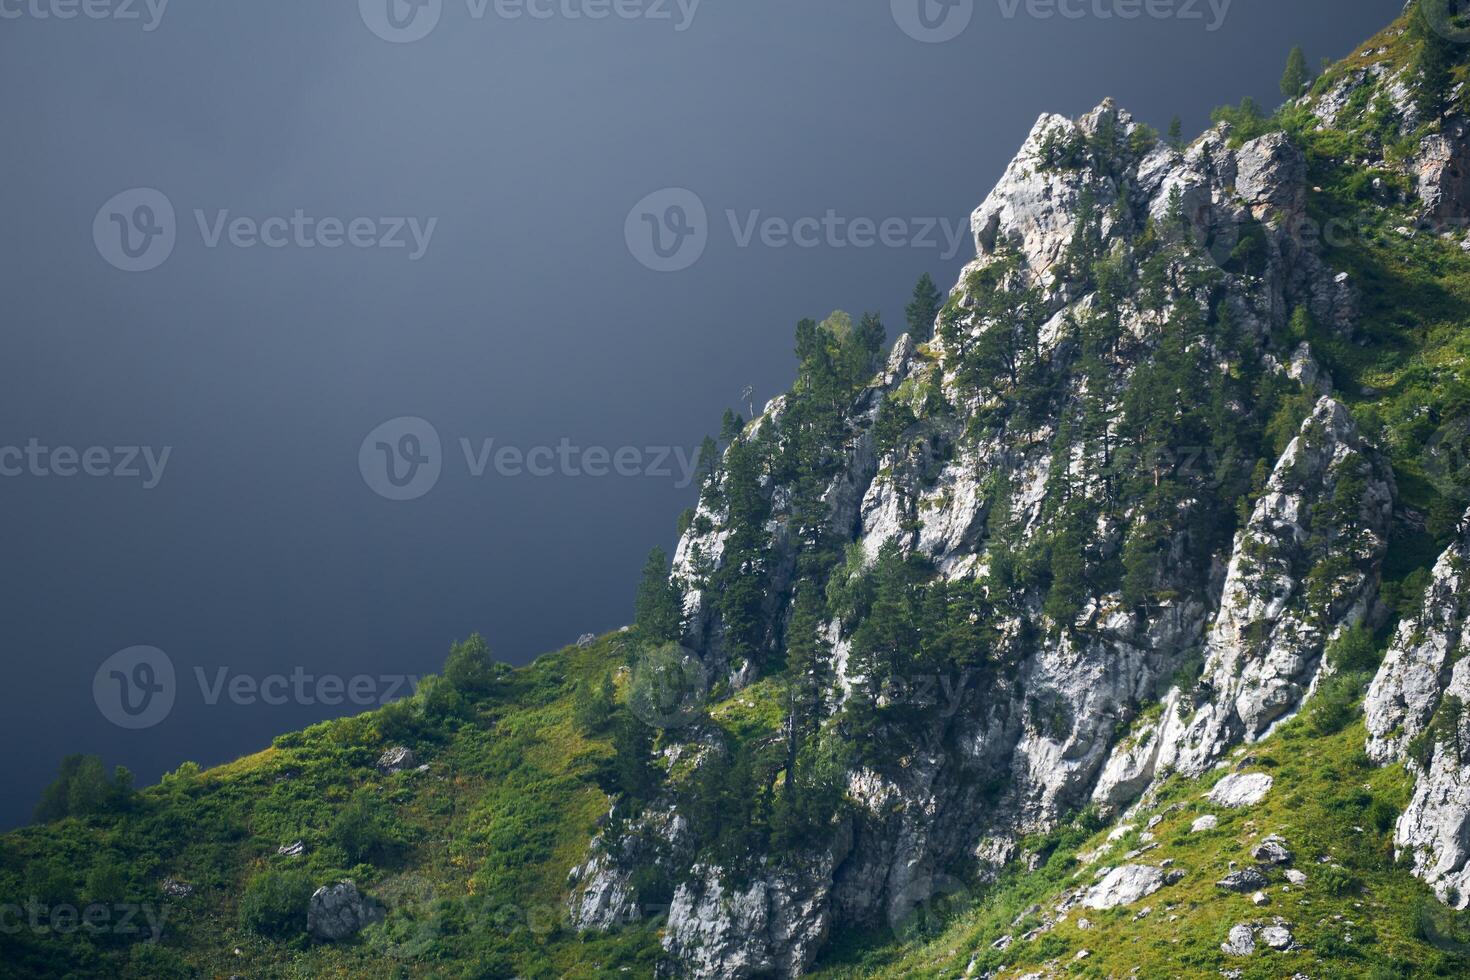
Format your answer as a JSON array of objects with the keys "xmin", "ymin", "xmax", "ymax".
[
  {"xmin": 1280, "ymin": 46, "xmax": 1309, "ymax": 100},
  {"xmin": 634, "ymin": 546, "xmax": 683, "ymax": 643},
  {"xmin": 905, "ymin": 273, "xmax": 942, "ymax": 342}
]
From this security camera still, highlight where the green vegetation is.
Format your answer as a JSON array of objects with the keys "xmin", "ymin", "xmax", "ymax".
[{"xmin": 811, "ymin": 718, "xmax": 1468, "ymax": 979}]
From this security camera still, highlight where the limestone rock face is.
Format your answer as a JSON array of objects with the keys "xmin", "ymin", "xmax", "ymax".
[
  {"xmin": 1095, "ymin": 398, "xmax": 1393, "ymax": 801},
  {"xmin": 1418, "ymin": 119, "xmax": 1470, "ymax": 223},
  {"xmin": 1366, "ymin": 512, "xmax": 1470, "ymax": 909},
  {"xmin": 661, "ymin": 822, "xmax": 852, "ymax": 980},
  {"xmin": 571, "ymin": 68, "xmax": 1470, "ymax": 975}
]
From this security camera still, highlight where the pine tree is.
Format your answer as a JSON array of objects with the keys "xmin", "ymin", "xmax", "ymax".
[
  {"xmin": 610, "ymin": 712, "xmax": 657, "ymax": 803},
  {"xmin": 696, "ymin": 435, "xmax": 720, "ymax": 489},
  {"xmin": 1280, "ymin": 46, "xmax": 1309, "ymax": 100},
  {"xmin": 1414, "ymin": 2, "xmax": 1458, "ymax": 119},
  {"xmin": 1167, "ymin": 116, "xmax": 1184, "ymax": 152},
  {"xmin": 635, "ymin": 546, "xmax": 683, "ymax": 643},
  {"xmin": 713, "ymin": 435, "xmax": 772, "ymax": 668},
  {"xmin": 784, "ymin": 583, "xmax": 829, "ymax": 751},
  {"xmin": 905, "ymin": 273, "xmax": 943, "ymax": 342}
]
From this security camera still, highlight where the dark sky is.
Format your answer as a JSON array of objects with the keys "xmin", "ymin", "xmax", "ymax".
[{"xmin": 0, "ymin": 0, "xmax": 1402, "ymax": 828}]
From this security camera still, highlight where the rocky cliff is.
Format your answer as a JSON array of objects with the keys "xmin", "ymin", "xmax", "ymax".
[{"xmin": 570, "ymin": 11, "xmax": 1470, "ymax": 976}]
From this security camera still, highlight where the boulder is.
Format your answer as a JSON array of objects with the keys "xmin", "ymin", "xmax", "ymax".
[
  {"xmin": 376, "ymin": 747, "xmax": 417, "ymax": 773},
  {"xmin": 1217, "ymin": 868, "xmax": 1270, "ymax": 893},
  {"xmin": 1260, "ymin": 925, "xmax": 1293, "ymax": 950},
  {"xmin": 1081, "ymin": 865, "xmax": 1167, "ymax": 911},
  {"xmin": 1222, "ymin": 924, "xmax": 1256, "ymax": 956},
  {"xmin": 1191, "ymin": 814, "xmax": 1219, "ymax": 833},
  {"xmin": 1208, "ymin": 773, "xmax": 1274, "ymax": 809},
  {"xmin": 1251, "ymin": 835, "xmax": 1293, "ymax": 866},
  {"xmin": 307, "ymin": 880, "xmax": 383, "ymax": 941}
]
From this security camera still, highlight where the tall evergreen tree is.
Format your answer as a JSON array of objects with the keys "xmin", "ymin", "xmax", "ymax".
[
  {"xmin": 1280, "ymin": 46, "xmax": 1309, "ymax": 100},
  {"xmin": 609, "ymin": 712, "xmax": 657, "ymax": 803},
  {"xmin": 713, "ymin": 434, "xmax": 772, "ymax": 668},
  {"xmin": 635, "ymin": 546, "xmax": 683, "ymax": 643},
  {"xmin": 905, "ymin": 273, "xmax": 943, "ymax": 342},
  {"xmin": 1414, "ymin": 1, "xmax": 1459, "ymax": 119}
]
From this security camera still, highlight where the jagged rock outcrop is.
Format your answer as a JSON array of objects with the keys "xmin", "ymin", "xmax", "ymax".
[
  {"xmin": 660, "ymin": 821, "xmax": 853, "ymax": 980},
  {"xmin": 1366, "ymin": 510, "xmax": 1470, "ymax": 908},
  {"xmin": 574, "ymin": 50, "xmax": 1470, "ymax": 973},
  {"xmin": 1094, "ymin": 398, "xmax": 1393, "ymax": 803}
]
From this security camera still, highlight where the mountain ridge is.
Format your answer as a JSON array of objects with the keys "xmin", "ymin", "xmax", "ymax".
[{"xmin": 10, "ymin": 4, "xmax": 1470, "ymax": 978}]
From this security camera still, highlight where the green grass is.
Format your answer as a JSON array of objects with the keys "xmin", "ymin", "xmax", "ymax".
[{"xmin": 812, "ymin": 718, "xmax": 1468, "ymax": 979}]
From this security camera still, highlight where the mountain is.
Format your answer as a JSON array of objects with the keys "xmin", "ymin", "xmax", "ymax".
[{"xmin": 11, "ymin": 4, "xmax": 1470, "ymax": 978}]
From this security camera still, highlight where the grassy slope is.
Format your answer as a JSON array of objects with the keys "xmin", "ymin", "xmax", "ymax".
[
  {"xmin": 810, "ymin": 715, "xmax": 1469, "ymax": 979},
  {"xmin": 0, "ymin": 633, "xmax": 663, "ymax": 979}
]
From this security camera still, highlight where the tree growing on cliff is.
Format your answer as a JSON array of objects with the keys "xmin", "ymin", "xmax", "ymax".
[
  {"xmin": 1280, "ymin": 45, "xmax": 1310, "ymax": 100},
  {"xmin": 906, "ymin": 272, "xmax": 942, "ymax": 342},
  {"xmin": 635, "ymin": 545, "xmax": 683, "ymax": 644}
]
